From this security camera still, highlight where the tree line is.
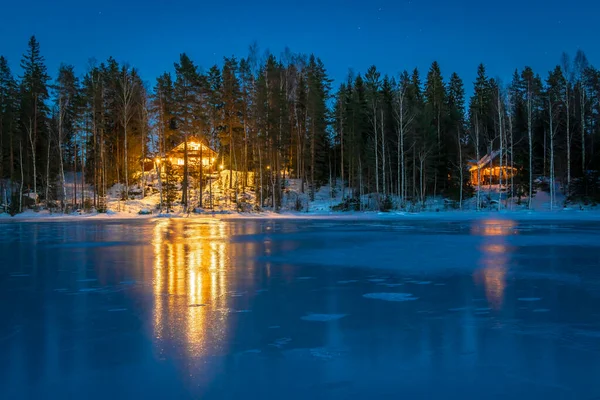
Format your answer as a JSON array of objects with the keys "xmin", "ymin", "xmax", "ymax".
[{"xmin": 1, "ymin": 37, "xmax": 599, "ymax": 214}]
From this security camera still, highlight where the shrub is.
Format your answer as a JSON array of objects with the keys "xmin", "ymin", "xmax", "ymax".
[{"xmin": 332, "ymin": 197, "xmax": 361, "ymax": 212}]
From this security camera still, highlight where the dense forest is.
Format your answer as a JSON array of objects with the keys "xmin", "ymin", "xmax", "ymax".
[{"xmin": 1, "ymin": 37, "xmax": 599, "ymax": 214}]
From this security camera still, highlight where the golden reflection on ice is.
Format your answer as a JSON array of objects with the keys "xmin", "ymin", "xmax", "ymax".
[
  {"xmin": 473, "ymin": 219, "xmax": 516, "ymax": 310},
  {"xmin": 152, "ymin": 219, "xmax": 233, "ymax": 357}
]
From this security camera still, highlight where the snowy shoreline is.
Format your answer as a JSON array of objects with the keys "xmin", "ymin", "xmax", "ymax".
[{"xmin": 2, "ymin": 208, "xmax": 600, "ymax": 223}]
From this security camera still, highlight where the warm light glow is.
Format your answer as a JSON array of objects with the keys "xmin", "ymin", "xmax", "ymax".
[
  {"xmin": 266, "ymin": 165, "xmax": 270, "ymax": 170},
  {"xmin": 471, "ymin": 219, "xmax": 517, "ymax": 236},
  {"xmin": 151, "ymin": 220, "xmax": 257, "ymax": 359},
  {"xmin": 155, "ymin": 157, "xmax": 161, "ymax": 165},
  {"xmin": 219, "ymin": 164, "xmax": 224, "ymax": 170},
  {"xmin": 472, "ymin": 219, "xmax": 515, "ymax": 310}
]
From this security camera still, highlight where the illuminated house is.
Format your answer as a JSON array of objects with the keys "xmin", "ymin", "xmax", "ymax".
[
  {"xmin": 165, "ymin": 138, "xmax": 217, "ymax": 171},
  {"xmin": 469, "ymin": 150, "xmax": 517, "ymax": 186}
]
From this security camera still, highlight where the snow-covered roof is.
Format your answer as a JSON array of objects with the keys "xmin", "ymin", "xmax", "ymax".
[
  {"xmin": 468, "ymin": 150, "xmax": 515, "ymax": 171},
  {"xmin": 168, "ymin": 139, "xmax": 217, "ymax": 157}
]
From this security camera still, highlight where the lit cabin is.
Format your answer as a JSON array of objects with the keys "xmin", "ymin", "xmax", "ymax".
[
  {"xmin": 166, "ymin": 139, "xmax": 218, "ymax": 171},
  {"xmin": 469, "ymin": 150, "xmax": 517, "ymax": 186}
]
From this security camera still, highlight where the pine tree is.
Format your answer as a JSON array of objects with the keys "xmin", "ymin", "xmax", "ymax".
[
  {"xmin": 469, "ymin": 64, "xmax": 494, "ymax": 208},
  {"xmin": 163, "ymin": 160, "xmax": 178, "ymax": 211},
  {"xmin": 0, "ymin": 57, "xmax": 18, "ymax": 186},
  {"xmin": 424, "ymin": 61, "xmax": 446, "ymax": 197},
  {"xmin": 19, "ymin": 36, "xmax": 50, "ymax": 204},
  {"xmin": 306, "ymin": 55, "xmax": 331, "ymax": 201},
  {"xmin": 446, "ymin": 72, "xmax": 467, "ymax": 207},
  {"xmin": 174, "ymin": 53, "xmax": 204, "ymax": 207},
  {"xmin": 151, "ymin": 73, "xmax": 177, "ymax": 154}
]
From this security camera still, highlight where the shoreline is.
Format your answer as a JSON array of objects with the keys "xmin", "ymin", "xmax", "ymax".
[{"xmin": 2, "ymin": 208, "xmax": 600, "ymax": 223}]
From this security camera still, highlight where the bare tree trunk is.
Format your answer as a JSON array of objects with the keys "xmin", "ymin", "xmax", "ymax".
[
  {"xmin": 527, "ymin": 80, "xmax": 533, "ymax": 210},
  {"xmin": 45, "ymin": 124, "xmax": 51, "ymax": 206},
  {"xmin": 229, "ymin": 124, "xmax": 233, "ymax": 190},
  {"xmin": 358, "ymin": 156, "xmax": 363, "ymax": 211},
  {"xmin": 74, "ymin": 136, "xmax": 78, "ymax": 208},
  {"xmin": 475, "ymin": 115, "xmax": 481, "ymax": 211},
  {"xmin": 19, "ymin": 139, "xmax": 24, "ymax": 213},
  {"xmin": 81, "ymin": 127, "xmax": 85, "ymax": 207},
  {"xmin": 93, "ymin": 94, "xmax": 98, "ymax": 208},
  {"xmin": 26, "ymin": 118, "xmax": 37, "ymax": 205},
  {"xmin": 580, "ymin": 87, "xmax": 585, "ymax": 176},
  {"xmin": 340, "ymin": 118, "xmax": 344, "ymax": 200},
  {"xmin": 156, "ymin": 161, "xmax": 163, "ymax": 211},
  {"xmin": 119, "ymin": 67, "xmax": 136, "ymax": 206},
  {"xmin": 458, "ymin": 124, "xmax": 463, "ymax": 210},
  {"xmin": 199, "ymin": 146, "xmax": 203, "ymax": 208},
  {"xmin": 258, "ymin": 145, "xmax": 263, "ymax": 208},
  {"xmin": 419, "ymin": 155, "xmax": 425, "ymax": 206},
  {"xmin": 381, "ymin": 109, "xmax": 385, "ymax": 197},
  {"xmin": 182, "ymin": 135, "xmax": 188, "ymax": 208},
  {"xmin": 310, "ymin": 119, "xmax": 315, "ymax": 201},
  {"xmin": 372, "ymin": 101, "xmax": 379, "ymax": 196},
  {"xmin": 566, "ymin": 86, "xmax": 571, "ymax": 193},
  {"xmin": 549, "ymin": 97, "xmax": 555, "ymax": 210},
  {"xmin": 497, "ymin": 88, "xmax": 503, "ymax": 209},
  {"xmin": 412, "ymin": 141, "xmax": 416, "ymax": 206},
  {"xmin": 507, "ymin": 94, "xmax": 515, "ymax": 210}
]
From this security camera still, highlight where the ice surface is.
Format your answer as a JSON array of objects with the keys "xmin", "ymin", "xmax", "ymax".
[
  {"xmin": 301, "ymin": 313, "xmax": 347, "ymax": 322},
  {"xmin": 362, "ymin": 293, "xmax": 419, "ymax": 302},
  {"xmin": 1, "ymin": 219, "xmax": 600, "ymax": 399}
]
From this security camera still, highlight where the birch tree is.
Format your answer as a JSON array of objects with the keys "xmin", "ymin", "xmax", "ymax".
[{"xmin": 118, "ymin": 65, "xmax": 137, "ymax": 201}]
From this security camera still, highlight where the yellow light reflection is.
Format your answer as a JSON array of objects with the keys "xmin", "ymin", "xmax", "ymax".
[
  {"xmin": 471, "ymin": 219, "xmax": 517, "ymax": 237},
  {"xmin": 152, "ymin": 219, "xmax": 236, "ymax": 358},
  {"xmin": 473, "ymin": 219, "xmax": 515, "ymax": 310}
]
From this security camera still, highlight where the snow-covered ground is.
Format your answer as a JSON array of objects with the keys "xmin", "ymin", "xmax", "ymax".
[{"xmin": 1, "ymin": 172, "xmax": 598, "ymax": 221}]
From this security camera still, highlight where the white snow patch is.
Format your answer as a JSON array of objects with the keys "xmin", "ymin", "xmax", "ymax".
[{"xmin": 363, "ymin": 292, "xmax": 418, "ymax": 302}]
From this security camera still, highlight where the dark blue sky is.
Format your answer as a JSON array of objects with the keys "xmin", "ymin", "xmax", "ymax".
[{"xmin": 1, "ymin": 0, "xmax": 598, "ymax": 93}]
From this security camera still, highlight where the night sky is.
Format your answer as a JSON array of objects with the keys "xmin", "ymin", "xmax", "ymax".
[{"xmin": 1, "ymin": 0, "xmax": 598, "ymax": 92}]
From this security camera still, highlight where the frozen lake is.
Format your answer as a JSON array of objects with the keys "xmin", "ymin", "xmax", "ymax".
[{"xmin": 1, "ymin": 218, "xmax": 599, "ymax": 399}]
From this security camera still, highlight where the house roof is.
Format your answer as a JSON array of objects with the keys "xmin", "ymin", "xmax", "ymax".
[
  {"xmin": 468, "ymin": 150, "xmax": 516, "ymax": 170},
  {"xmin": 167, "ymin": 139, "xmax": 217, "ymax": 157}
]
